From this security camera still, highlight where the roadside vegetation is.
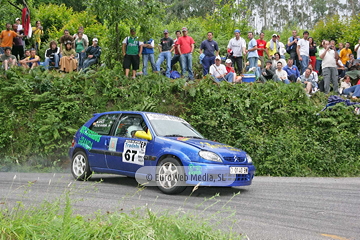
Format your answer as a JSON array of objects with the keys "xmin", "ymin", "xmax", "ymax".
[
  {"xmin": 0, "ymin": 180, "xmax": 245, "ymax": 239},
  {"xmin": 0, "ymin": 67, "xmax": 359, "ymax": 176}
]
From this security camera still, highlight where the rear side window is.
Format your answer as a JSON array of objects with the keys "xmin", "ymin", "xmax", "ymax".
[{"xmin": 89, "ymin": 114, "xmax": 118, "ymax": 135}]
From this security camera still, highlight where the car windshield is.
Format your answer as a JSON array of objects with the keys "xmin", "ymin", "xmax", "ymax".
[{"xmin": 146, "ymin": 113, "xmax": 204, "ymax": 139}]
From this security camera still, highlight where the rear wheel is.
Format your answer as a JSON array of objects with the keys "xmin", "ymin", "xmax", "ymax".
[
  {"xmin": 71, "ymin": 151, "xmax": 92, "ymax": 180},
  {"xmin": 156, "ymin": 157, "xmax": 187, "ymax": 194}
]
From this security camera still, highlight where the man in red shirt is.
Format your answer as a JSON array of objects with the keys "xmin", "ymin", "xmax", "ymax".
[
  {"xmin": 0, "ymin": 23, "xmax": 23, "ymax": 54},
  {"xmin": 177, "ymin": 27, "xmax": 195, "ymax": 80},
  {"xmin": 256, "ymin": 32, "xmax": 266, "ymax": 68}
]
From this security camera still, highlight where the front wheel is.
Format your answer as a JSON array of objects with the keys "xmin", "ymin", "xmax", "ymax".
[
  {"xmin": 71, "ymin": 151, "xmax": 92, "ymax": 180},
  {"xmin": 156, "ymin": 157, "xmax": 187, "ymax": 194}
]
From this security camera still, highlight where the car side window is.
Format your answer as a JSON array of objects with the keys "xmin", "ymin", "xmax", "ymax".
[
  {"xmin": 115, "ymin": 114, "xmax": 147, "ymax": 138},
  {"xmin": 89, "ymin": 114, "xmax": 118, "ymax": 135}
]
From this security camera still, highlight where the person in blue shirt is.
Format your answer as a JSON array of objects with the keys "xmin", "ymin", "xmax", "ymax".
[
  {"xmin": 283, "ymin": 58, "xmax": 300, "ymax": 82},
  {"xmin": 199, "ymin": 32, "xmax": 219, "ymax": 76},
  {"xmin": 142, "ymin": 33, "xmax": 156, "ymax": 75}
]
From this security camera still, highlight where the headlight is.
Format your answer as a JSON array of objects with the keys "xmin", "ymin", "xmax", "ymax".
[
  {"xmin": 198, "ymin": 151, "xmax": 222, "ymax": 162},
  {"xmin": 246, "ymin": 154, "xmax": 252, "ymax": 163}
]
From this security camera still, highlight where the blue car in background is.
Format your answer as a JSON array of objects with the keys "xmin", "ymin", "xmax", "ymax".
[{"xmin": 69, "ymin": 111, "xmax": 255, "ymax": 194}]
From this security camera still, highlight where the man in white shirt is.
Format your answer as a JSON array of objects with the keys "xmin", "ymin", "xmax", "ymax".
[
  {"xmin": 354, "ymin": 38, "xmax": 360, "ymax": 59},
  {"xmin": 297, "ymin": 31, "xmax": 310, "ymax": 75},
  {"xmin": 227, "ymin": 29, "xmax": 246, "ymax": 74},
  {"xmin": 275, "ymin": 61, "xmax": 290, "ymax": 84},
  {"xmin": 320, "ymin": 40, "xmax": 339, "ymax": 94},
  {"xmin": 209, "ymin": 56, "xmax": 234, "ymax": 83}
]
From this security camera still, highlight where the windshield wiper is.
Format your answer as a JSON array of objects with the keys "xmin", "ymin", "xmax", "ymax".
[{"xmin": 163, "ymin": 134, "xmax": 185, "ymax": 137}]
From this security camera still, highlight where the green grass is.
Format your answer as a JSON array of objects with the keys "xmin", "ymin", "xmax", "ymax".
[{"xmin": 0, "ymin": 182, "xmax": 246, "ymax": 240}]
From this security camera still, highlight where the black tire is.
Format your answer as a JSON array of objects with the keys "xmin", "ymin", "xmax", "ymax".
[
  {"xmin": 156, "ymin": 157, "xmax": 187, "ymax": 194},
  {"xmin": 71, "ymin": 151, "xmax": 92, "ymax": 180}
]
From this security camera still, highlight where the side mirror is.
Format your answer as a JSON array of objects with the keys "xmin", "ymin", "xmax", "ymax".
[{"xmin": 134, "ymin": 130, "xmax": 152, "ymax": 140}]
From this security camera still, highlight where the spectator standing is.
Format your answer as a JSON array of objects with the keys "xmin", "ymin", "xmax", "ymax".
[
  {"xmin": 73, "ymin": 26, "xmax": 89, "ymax": 43},
  {"xmin": 156, "ymin": 29, "xmax": 173, "ymax": 78},
  {"xmin": 354, "ymin": 38, "xmax": 360, "ymax": 59},
  {"xmin": 19, "ymin": 48, "xmax": 40, "ymax": 69},
  {"xmin": 141, "ymin": 33, "xmax": 156, "ymax": 76},
  {"xmin": 59, "ymin": 41, "xmax": 78, "ymax": 73},
  {"xmin": 266, "ymin": 34, "xmax": 280, "ymax": 60},
  {"xmin": 32, "ymin": 21, "xmax": 43, "ymax": 51},
  {"xmin": 12, "ymin": 24, "xmax": 24, "ymax": 60},
  {"xmin": 171, "ymin": 30, "xmax": 182, "ymax": 70},
  {"xmin": 277, "ymin": 35, "xmax": 286, "ymax": 59},
  {"xmin": 0, "ymin": 23, "xmax": 22, "ymax": 54},
  {"xmin": 227, "ymin": 29, "xmax": 246, "ymax": 74},
  {"xmin": 297, "ymin": 31, "xmax": 310, "ymax": 74},
  {"xmin": 177, "ymin": 27, "xmax": 195, "ymax": 80},
  {"xmin": 339, "ymin": 42, "xmax": 352, "ymax": 65},
  {"xmin": 337, "ymin": 42, "xmax": 344, "ymax": 54},
  {"xmin": 209, "ymin": 56, "xmax": 234, "ymax": 83},
  {"xmin": 75, "ymin": 32, "xmax": 88, "ymax": 69},
  {"xmin": 315, "ymin": 40, "xmax": 325, "ymax": 74},
  {"xmin": 44, "ymin": 41, "xmax": 60, "ymax": 70},
  {"xmin": 122, "ymin": 27, "xmax": 143, "ymax": 78},
  {"xmin": 283, "ymin": 58, "xmax": 300, "ymax": 83},
  {"xmin": 1, "ymin": 47, "xmax": 17, "ymax": 70},
  {"xmin": 83, "ymin": 38, "xmax": 101, "ymax": 72},
  {"xmin": 256, "ymin": 32, "xmax": 266, "ymax": 68},
  {"xmin": 287, "ymin": 30, "xmax": 300, "ymax": 69},
  {"xmin": 59, "ymin": 30, "xmax": 74, "ymax": 52},
  {"xmin": 246, "ymin": 32, "xmax": 258, "ymax": 77},
  {"xmin": 320, "ymin": 40, "xmax": 339, "ymax": 94},
  {"xmin": 308, "ymin": 37, "xmax": 317, "ymax": 70},
  {"xmin": 15, "ymin": 18, "xmax": 25, "ymax": 51},
  {"xmin": 199, "ymin": 32, "xmax": 219, "ymax": 76}
]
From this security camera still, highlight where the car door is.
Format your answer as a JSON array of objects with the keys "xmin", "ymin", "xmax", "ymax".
[
  {"xmin": 86, "ymin": 113, "xmax": 119, "ymax": 169},
  {"xmin": 105, "ymin": 114, "xmax": 154, "ymax": 174}
]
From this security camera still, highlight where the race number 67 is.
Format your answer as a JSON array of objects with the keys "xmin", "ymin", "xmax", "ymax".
[{"xmin": 124, "ymin": 149, "xmax": 137, "ymax": 161}]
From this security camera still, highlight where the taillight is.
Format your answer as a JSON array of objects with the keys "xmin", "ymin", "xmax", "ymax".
[{"xmin": 71, "ymin": 139, "xmax": 75, "ymax": 147}]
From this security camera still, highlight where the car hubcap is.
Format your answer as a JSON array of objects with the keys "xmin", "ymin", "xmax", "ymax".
[
  {"xmin": 73, "ymin": 154, "xmax": 86, "ymax": 177},
  {"xmin": 158, "ymin": 162, "xmax": 179, "ymax": 189}
]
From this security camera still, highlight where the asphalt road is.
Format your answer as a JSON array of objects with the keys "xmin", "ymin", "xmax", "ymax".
[{"xmin": 0, "ymin": 172, "xmax": 359, "ymax": 240}]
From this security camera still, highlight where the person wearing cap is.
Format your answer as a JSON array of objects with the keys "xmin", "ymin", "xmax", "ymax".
[
  {"xmin": 297, "ymin": 31, "xmax": 310, "ymax": 74},
  {"xmin": 209, "ymin": 56, "xmax": 234, "ymax": 83},
  {"xmin": 1, "ymin": 47, "xmax": 17, "ymax": 70},
  {"xmin": 156, "ymin": 29, "xmax": 174, "ymax": 78},
  {"xmin": 177, "ymin": 27, "xmax": 195, "ymax": 80},
  {"xmin": 227, "ymin": 29, "xmax": 246, "ymax": 74},
  {"xmin": 256, "ymin": 32, "xmax": 266, "ymax": 68},
  {"xmin": 19, "ymin": 48, "xmax": 40, "ymax": 69},
  {"xmin": 141, "ymin": 32, "xmax": 156, "ymax": 76},
  {"xmin": 12, "ymin": 24, "xmax": 24, "ymax": 61},
  {"xmin": 199, "ymin": 32, "xmax": 219, "ymax": 76},
  {"xmin": 246, "ymin": 32, "xmax": 258, "ymax": 77},
  {"xmin": 83, "ymin": 38, "xmax": 102, "ymax": 72},
  {"xmin": 59, "ymin": 41, "xmax": 77, "ymax": 72},
  {"xmin": 122, "ymin": 27, "xmax": 143, "ymax": 78},
  {"xmin": 31, "ymin": 20, "xmax": 43, "ymax": 52},
  {"xmin": 59, "ymin": 29, "xmax": 74, "ymax": 52},
  {"xmin": 265, "ymin": 34, "xmax": 280, "ymax": 60},
  {"xmin": 171, "ymin": 30, "xmax": 182, "ymax": 70},
  {"xmin": 225, "ymin": 58, "xmax": 242, "ymax": 83},
  {"xmin": 0, "ymin": 23, "xmax": 24, "ymax": 54}
]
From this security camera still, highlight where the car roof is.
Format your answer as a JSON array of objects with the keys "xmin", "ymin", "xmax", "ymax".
[{"xmin": 92, "ymin": 111, "xmax": 176, "ymax": 118}]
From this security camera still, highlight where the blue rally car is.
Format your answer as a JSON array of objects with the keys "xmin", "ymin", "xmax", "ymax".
[{"xmin": 69, "ymin": 111, "xmax": 255, "ymax": 194}]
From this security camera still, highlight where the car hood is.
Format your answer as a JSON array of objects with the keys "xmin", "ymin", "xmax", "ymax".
[{"xmin": 172, "ymin": 137, "xmax": 246, "ymax": 156}]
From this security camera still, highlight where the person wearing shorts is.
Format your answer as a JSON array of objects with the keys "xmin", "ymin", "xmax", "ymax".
[{"xmin": 122, "ymin": 27, "xmax": 143, "ymax": 78}]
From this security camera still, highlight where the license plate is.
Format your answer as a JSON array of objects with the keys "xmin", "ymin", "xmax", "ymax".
[{"xmin": 230, "ymin": 167, "xmax": 248, "ymax": 174}]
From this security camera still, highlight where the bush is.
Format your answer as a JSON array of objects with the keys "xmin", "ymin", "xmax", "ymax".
[{"xmin": 0, "ymin": 68, "xmax": 359, "ymax": 176}]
